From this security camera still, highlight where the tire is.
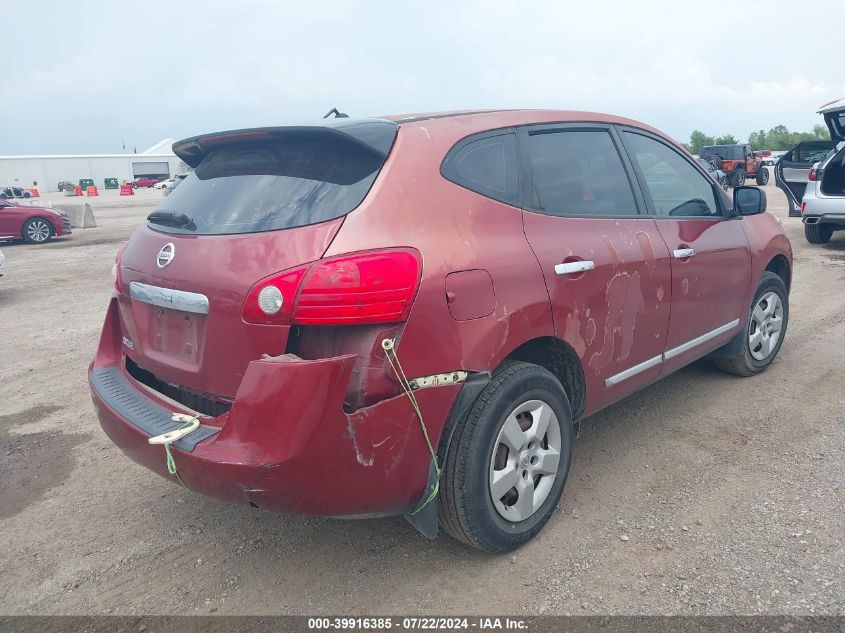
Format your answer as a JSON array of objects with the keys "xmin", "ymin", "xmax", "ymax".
[
  {"xmin": 23, "ymin": 191, "xmax": 31, "ymax": 198},
  {"xmin": 755, "ymin": 168, "xmax": 769, "ymax": 185},
  {"xmin": 712, "ymin": 271, "xmax": 788, "ymax": 377},
  {"xmin": 707, "ymin": 155, "xmax": 722, "ymax": 170},
  {"xmin": 439, "ymin": 361, "xmax": 573, "ymax": 552},
  {"xmin": 719, "ymin": 175, "xmax": 730, "ymax": 191},
  {"xmin": 804, "ymin": 223, "xmax": 833, "ymax": 244},
  {"xmin": 732, "ymin": 169, "xmax": 746, "ymax": 187},
  {"xmin": 22, "ymin": 217, "xmax": 54, "ymax": 244},
  {"xmin": 0, "ymin": 193, "xmax": 6, "ymax": 199}
]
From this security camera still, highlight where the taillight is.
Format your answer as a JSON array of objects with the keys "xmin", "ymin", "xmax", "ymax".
[
  {"xmin": 808, "ymin": 168, "xmax": 817, "ymax": 181},
  {"xmin": 112, "ymin": 242, "xmax": 128, "ymax": 292},
  {"xmin": 243, "ymin": 268, "xmax": 307, "ymax": 324},
  {"xmin": 241, "ymin": 249, "xmax": 422, "ymax": 326}
]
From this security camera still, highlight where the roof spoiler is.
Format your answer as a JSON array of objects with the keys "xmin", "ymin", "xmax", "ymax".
[{"xmin": 172, "ymin": 119, "xmax": 398, "ymax": 168}]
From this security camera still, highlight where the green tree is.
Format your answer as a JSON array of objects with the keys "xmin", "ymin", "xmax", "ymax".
[
  {"xmin": 688, "ymin": 130, "xmax": 715, "ymax": 154},
  {"xmin": 714, "ymin": 134, "xmax": 738, "ymax": 145}
]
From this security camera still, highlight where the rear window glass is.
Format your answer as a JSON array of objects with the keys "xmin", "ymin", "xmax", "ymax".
[
  {"xmin": 527, "ymin": 130, "xmax": 638, "ymax": 217},
  {"xmin": 149, "ymin": 129, "xmax": 395, "ymax": 235},
  {"xmin": 441, "ymin": 132, "xmax": 519, "ymax": 205}
]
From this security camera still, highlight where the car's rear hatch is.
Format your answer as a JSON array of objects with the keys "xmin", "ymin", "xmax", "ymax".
[
  {"xmin": 819, "ymin": 98, "xmax": 845, "ymax": 144},
  {"xmin": 115, "ymin": 120, "xmax": 398, "ymax": 405}
]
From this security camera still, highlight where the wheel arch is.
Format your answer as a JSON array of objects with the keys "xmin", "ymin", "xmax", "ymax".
[{"xmin": 764, "ymin": 254, "xmax": 791, "ymax": 292}]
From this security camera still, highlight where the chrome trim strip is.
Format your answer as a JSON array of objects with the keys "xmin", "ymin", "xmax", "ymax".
[
  {"xmin": 663, "ymin": 319, "xmax": 740, "ymax": 360},
  {"xmin": 129, "ymin": 281, "xmax": 209, "ymax": 315},
  {"xmin": 605, "ymin": 355, "xmax": 663, "ymax": 387}
]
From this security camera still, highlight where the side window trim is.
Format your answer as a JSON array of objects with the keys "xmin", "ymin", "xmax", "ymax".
[
  {"xmin": 616, "ymin": 126, "xmax": 728, "ymax": 219},
  {"xmin": 440, "ymin": 127, "xmax": 520, "ymax": 207},
  {"xmin": 515, "ymin": 123, "xmax": 647, "ymax": 218}
]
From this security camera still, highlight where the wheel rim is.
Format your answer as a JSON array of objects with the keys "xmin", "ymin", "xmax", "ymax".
[
  {"xmin": 748, "ymin": 291, "xmax": 783, "ymax": 361},
  {"xmin": 737, "ymin": 173, "xmax": 745, "ymax": 185},
  {"xmin": 489, "ymin": 399, "xmax": 561, "ymax": 522},
  {"xmin": 761, "ymin": 170, "xmax": 769, "ymax": 184},
  {"xmin": 27, "ymin": 220, "xmax": 50, "ymax": 242}
]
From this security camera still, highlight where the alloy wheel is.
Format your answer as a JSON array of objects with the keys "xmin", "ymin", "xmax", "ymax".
[
  {"xmin": 748, "ymin": 291, "xmax": 783, "ymax": 361},
  {"xmin": 27, "ymin": 220, "xmax": 51, "ymax": 242},
  {"xmin": 489, "ymin": 399, "xmax": 561, "ymax": 522}
]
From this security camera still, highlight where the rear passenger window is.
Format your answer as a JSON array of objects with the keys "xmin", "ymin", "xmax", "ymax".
[
  {"xmin": 441, "ymin": 132, "xmax": 519, "ymax": 205},
  {"xmin": 526, "ymin": 130, "xmax": 638, "ymax": 217},
  {"xmin": 623, "ymin": 132, "xmax": 721, "ymax": 218}
]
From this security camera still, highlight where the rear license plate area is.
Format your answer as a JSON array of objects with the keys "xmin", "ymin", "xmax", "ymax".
[{"xmin": 150, "ymin": 307, "xmax": 202, "ymax": 364}]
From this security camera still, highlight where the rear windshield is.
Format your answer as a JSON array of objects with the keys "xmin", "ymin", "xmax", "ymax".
[{"xmin": 149, "ymin": 127, "xmax": 396, "ymax": 235}]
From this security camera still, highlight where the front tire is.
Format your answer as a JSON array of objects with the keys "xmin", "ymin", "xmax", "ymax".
[
  {"xmin": 22, "ymin": 217, "xmax": 53, "ymax": 244},
  {"xmin": 755, "ymin": 167, "xmax": 769, "ymax": 185},
  {"xmin": 712, "ymin": 272, "xmax": 788, "ymax": 377},
  {"xmin": 804, "ymin": 223, "xmax": 833, "ymax": 244},
  {"xmin": 439, "ymin": 361, "xmax": 573, "ymax": 552}
]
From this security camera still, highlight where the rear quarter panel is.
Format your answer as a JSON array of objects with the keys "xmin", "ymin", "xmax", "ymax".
[{"xmin": 324, "ymin": 121, "xmax": 555, "ymax": 381}]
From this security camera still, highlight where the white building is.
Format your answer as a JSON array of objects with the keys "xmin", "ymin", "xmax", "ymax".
[{"xmin": 0, "ymin": 139, "xmax": 190, "ymax": 192}]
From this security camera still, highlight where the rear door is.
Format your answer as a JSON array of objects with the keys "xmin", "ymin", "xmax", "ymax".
[
  {"xmin": 775, "ymin": 140, "xmax": 835, "ymax": 215},
  {"xmin": 518, "ymin": 124, "xmax": 672, "ymax": 414},
  {"xmin": 619, "ymin": 128, "xmax": 752, "ymax": 373}
]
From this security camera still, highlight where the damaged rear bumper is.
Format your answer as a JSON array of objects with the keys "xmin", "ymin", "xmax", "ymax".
[{"xmin": 89, "ymin": 299, "xmax": 461, "ymax": 517}]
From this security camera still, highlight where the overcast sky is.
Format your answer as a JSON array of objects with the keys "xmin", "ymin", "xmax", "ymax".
[{"xmin": 2, "ymin": 0, "xmax": 842, "ymax": 155}]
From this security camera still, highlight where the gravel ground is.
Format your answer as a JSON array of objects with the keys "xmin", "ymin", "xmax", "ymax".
[{"xmin": 0, "ymin": 178, "xmax": 842, "ymax": 615}]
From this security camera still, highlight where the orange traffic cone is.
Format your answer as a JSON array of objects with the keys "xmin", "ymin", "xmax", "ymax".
[
  {"xmin": 28, "ymin": 188, "xmax": 40, "ymax": 198},
  {"xmin": 74, "ymin": 185, "xmax": 83, "ymax": 196},
  {"xmin": 119, "ymin": 184, "xmax": 134, "ymax": 196}
]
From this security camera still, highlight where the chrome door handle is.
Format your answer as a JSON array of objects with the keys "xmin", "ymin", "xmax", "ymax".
[
  {"xmin": 554, "ymin": 260, "xmax": 595, "ymax": 276},
  {"xmin": 673, "ymin": 248, "xmax": 696, "ymax": 259}
]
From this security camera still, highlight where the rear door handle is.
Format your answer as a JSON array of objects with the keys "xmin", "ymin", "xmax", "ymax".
[
  {"xmin": 554, "ymin": 260, "xmax": 595, "ymax": 276},
  {"xmin": 673, "ymin": 248, "xmax": 696, "ymax": 259}
]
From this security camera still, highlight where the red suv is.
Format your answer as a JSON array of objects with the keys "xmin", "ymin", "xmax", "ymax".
[{"xmin": 90, "ymin": 111, "xmax": 792, "ymax": 552}]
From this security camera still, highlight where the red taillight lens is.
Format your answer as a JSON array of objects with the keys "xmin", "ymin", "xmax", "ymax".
[
  {"xmin": 242, "ymin": 250, "xmax": 422, "ymax": 326},
  {"xmin": 243, "ymin": 268, "xmax": 307, "ymax": 324},
  {"xmin": 294, "ymin": 250, "xmax": 421, "ymax": 325},
  {"xmin": 808, "ymin": 168, "xmax": 817, "ymax": 182},
  {"xmin": 112, "ymin": 242, "xmax": 127, "ymax": 292}
]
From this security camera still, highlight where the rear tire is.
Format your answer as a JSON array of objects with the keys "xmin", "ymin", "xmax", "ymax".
[
  {"xmin": 439, "ymin": 361, "xmax": 573, "ymax": 552},
  {"xmin": 712, "ymin": 272, "xmax": 788, "ymax": 377},
  {"xmin": 755, "ymin": 168, "xmax": 769, "ymax": 185},
  {"xmin": 804, "ymin": 223, "xmax": 833, "ymax": 244},
  {"xmin": 732, "ymin": 169, "xmax": 746, "ymax": 187}
]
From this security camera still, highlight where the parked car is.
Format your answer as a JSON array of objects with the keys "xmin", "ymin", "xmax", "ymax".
[
  {"xmin": 776, "ymin": 98, "xmax": 845, "ymax": 217},
  {"xmin": 153, "ymin": 174, "xmax": 188, "ymax": 190},
  {"xmin": 0, "ymin": 186, "xmax": 32, "ymax": 199},
  {"xmin": 699, "ymin": 144, "xmax": 769, "ymax": 186},
  {"xmin": 0, "ymin": 200, "xmax": 72, "ymax": 243},
  {"xmin": 129, "ymin": 177, "xmax": 162, "ymax": 188},
  {"xmin": 697, "ymin": 157, "xmax": 730, "ymax": 190},
  {"xmin": 90, "ymin": 111, "xmax": 792, "ymax": 552},
  {"xmin": 57, "ymin": 181, "xmax": 75, "ymax": 192},
  {"xmin": 762, "ymin": 151, "xmax": 786, "ymax": 166},
  {"xmin": 800, "ymin": 141, "xmax": 845, "ymax": 243}
]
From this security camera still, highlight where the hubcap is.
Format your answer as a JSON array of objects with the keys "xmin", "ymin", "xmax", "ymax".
[
  {"xmin": 489, "ymin": 399, "xmax": 561, "ymax": 522},
  {"xmin": 748, "ymin": 291, "xmax": 783, "ymax": 361},
  {"xmin": 27, "ymin": 220, "xmax": 50, "ymax": 242}
]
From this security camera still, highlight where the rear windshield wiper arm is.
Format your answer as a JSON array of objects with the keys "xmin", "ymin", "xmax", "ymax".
[{"xmin": 147, "ymin": 211, "xmax": 196, "ymax": 230}]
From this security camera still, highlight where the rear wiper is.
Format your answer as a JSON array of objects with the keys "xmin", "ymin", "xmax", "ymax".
[{"xmin": 147, "ymin": 211, "xmax": 196, "ymax": 230}]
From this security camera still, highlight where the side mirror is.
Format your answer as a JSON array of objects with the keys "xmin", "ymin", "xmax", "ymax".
[{"xmin": 733, "ymin": 186, "xmax": 767, "ymax": 216}]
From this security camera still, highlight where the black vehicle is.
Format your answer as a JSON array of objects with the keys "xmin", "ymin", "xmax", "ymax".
[
  {"xmin": 699, "ymin": 144, "xmax": 769, "ymax": 187},
  {"xmin": 0, "ymin": 186, "xmax": 32, "ymax": 199}
]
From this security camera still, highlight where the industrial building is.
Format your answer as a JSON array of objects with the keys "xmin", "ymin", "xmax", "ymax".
[{"xmin": 0, "ymin": 139, "xmax": 190, "ymax": 192}]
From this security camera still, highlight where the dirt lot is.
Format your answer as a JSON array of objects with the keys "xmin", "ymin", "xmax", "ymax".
[{"xmin": 0, "ymin": 180, "xmax": 843, "ymax": 616}]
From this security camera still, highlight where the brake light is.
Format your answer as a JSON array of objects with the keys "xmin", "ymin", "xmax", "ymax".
[
  {"xmin": 808, "ymin": 168, "xmax": 817, "ymax": 181},
  {"xmin": 295, "ymin": 250, "xmax": 421, "ymax": 325},
  {"xmin": 112, "ymin": 242, "xmax": 128, "ymax": 292},
  {"xmin": 242, "ymin": 249, "xmax": 422, "ymax": 326}
]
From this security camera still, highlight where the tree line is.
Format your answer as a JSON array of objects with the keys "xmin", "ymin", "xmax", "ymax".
[{"xmin": 684, "ymin": 124, "xmax": 829, "ymax": 154}]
